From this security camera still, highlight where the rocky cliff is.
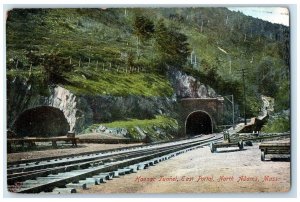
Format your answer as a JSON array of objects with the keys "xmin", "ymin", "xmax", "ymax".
[
  {"xmin": 7, "ymin": 77, "xmax": 93, "ymax": 133},
  {"xmin": 169, "ymin": 70, "xmax": 217, "ymax": 98},
  {"xmin": 7, "ymin": 69, "xmax": 218, "ymax": 135},
  {"xmin": 47, "ymin": 86, "xmax": 93, "ymax": 132}
]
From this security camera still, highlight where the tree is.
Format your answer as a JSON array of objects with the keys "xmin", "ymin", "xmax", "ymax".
[
  {"xmin": 126, "ymin": 51, "xmax": 135, "ymax": 72},
  {"xmin": 256, "ymin": 57, "xmax": 278, "ymax": 97},
  {"xmin": 133, "ymin": 15, "xmax": 155, "ymax": 41},
  {"xmin": 27, "ymin": 52, "xmax": 75, "ymax": 84},
  {"xmin": 133, "ymin": 15, "xmax": 155, "ymax": 60},
  {"xmin": 154, "ymin": 19, "xmax": 190, "ymax": 71}
]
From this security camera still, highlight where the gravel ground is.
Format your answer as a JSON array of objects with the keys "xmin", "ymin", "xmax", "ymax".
[{"xmin": 78, "ymin": 142, "xmax": 290, "ymax": 194}]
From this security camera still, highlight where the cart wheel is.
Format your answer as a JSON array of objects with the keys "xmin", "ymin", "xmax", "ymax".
[
  {"xmin": 238, "ymin": 140, "xmax": 244, "ymax": 150},
  {"xmin": 210, "ymin": 142, "xmax": 215, "ymax": 153},
  {"xmin": 261, "ymin": 150, "xmax": 265, "ymax": 161}
]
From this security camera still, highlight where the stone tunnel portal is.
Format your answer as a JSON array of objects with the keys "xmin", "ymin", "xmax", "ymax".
[
  {"xmin": 185, "ymin": 111, "xmax": 213, "ymax": 135},
  {"xmin": 13, "ymin": 106, "xmax": 70, "ymax": 137}
]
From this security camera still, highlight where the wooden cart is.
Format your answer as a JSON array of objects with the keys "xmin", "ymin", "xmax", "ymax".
[{"xmin": 259, "ymin": 142, "xmax": 290, "ymax": 161}]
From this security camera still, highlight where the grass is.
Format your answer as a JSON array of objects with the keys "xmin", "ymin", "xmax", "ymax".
[
  {"xmin": 85, "ymin": 115, "xmax": 178, "ymax": 141},
  {"xmin": 64, "ymin": 68, "xmax": 174, "ymax": 97},
  {"xmin": 6, "ymin": 8, "xmax": 290, "ymax": 117},
  {"xmin": 7, "ymin": 69, "xmax": 44, "ymax": 78}
]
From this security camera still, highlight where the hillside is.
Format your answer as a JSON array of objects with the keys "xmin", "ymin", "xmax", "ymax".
[{"xmin": 6, "ymin": 7, "xmax": 290, "ymax": 130}]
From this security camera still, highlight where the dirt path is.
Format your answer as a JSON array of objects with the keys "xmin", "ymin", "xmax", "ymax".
[{"xmin": 78, "ymin": 143, "xmax": 290, "ymax": 194}]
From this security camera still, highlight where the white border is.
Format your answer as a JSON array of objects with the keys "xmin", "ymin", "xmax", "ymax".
[{"xmin": 1, "ymin": 0, "xmax": 299, "ymax": 201}]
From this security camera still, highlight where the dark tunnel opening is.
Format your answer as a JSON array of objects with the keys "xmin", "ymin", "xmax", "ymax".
[
  {"xmin": 13, "ymin": 106, "xmax": 70, "ymax": 137},
  {"xmin": 185, "ymin": 111, "xmax": 212, "ymax": 135}
]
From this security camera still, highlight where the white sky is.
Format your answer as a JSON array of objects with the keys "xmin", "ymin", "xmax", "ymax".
[{"xmin": 228, "ymin": 7, "xmax": 289, "ymax": 26}]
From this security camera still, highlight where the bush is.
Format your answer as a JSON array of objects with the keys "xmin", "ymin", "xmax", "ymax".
[
  {"xmin": 261, "ymin": 116, "xmax": 290, "ymax": 133},
  {"xmin": 27, "ymin": 52, "xmax": 75, "ymax": 84}
]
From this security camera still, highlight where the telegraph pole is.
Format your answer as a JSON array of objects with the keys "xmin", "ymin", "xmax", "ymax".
[
  {"xmin": 224, "ymin": 95, "xmax": 235, "ymax": 129},
  {"xmin": 241, "ymin": 68, "xmax": 247, "ymax": 125}
]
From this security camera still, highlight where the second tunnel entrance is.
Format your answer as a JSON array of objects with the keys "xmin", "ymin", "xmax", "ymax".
[{"xmin": 185, "ymin": 111, "xmax": 213, "ymax": 135}]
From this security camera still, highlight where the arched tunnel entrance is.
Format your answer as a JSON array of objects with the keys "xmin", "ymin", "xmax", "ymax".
[
  {"xmin": 13, "ymin": 106, "xmax": 70, "ymax": 137},
  {"xmin": 185, "ymin": 111, "xmax": 213, "ymax": 136}
]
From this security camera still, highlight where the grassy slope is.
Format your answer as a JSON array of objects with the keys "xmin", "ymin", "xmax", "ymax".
[
  {"xmin": 7, "ymin": 8, "xmax": 172, "ymax": 97},
  {"xmin": 6, "ymin": 8, "xmax": 289, "ymax": 115},
  {"xmin": 85, "ymin": 115, "xmax": 178, "ymax": 140},
  {"xmin": 64, "ymin": 68, "xmax": 173, "ymax": 96}
]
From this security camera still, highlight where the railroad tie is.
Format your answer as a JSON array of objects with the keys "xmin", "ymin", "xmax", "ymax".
[
  {"xmin": 136, "ymin": 163, "xmax": 146, "ymax": 170},
  {"xmin": 86, "ymin": 177, "xmax": 101, "ymax": 185},
  {"xmin": 153, "ymin": 159, "xmax": 159, "ymax": 164},
  {"xmin": 143, "ymin": 162, "xmax": 151, "ymax": 168},
  {"xmin": 66, "ymin": 182, "xmax": 87, "ymax": 190},
  {"xmin": 7, "ymin": 135, "xmax": 222, "ymax": 194},
  {"xmin": 98, "ymin": 172, "xmax": 114, "ymax": 180},
  {"xmin": 52, "ymin": 187, "xmax": 76, "ymax": 194},
  {"xmin": 113, "ymin": 170, "xmax": 120, "ymax": 177},
  {"xmin": 126, "ymin": 165, "xmax": 138, "ymax": 173},
  {"xmin": 79, "ymin": 179, "xmax": 97, "ymax": 187},
  {"xmin": 91, "ymin": 175, "xmax": 106, "ymax": 183},
  {"xmin": 147, "ymin": 160, "xmax": 155, "ymax": 166},
  {"xmin": 118, "ymin": 168, "xmax": 133, "ymax": 174},
  {"xmin": 161, "ymin": 155, "xmax": 169, "ymax": 160},
  {"xmin": 138, "ymin": 162, "xmax": 149, "ymax": 169}
]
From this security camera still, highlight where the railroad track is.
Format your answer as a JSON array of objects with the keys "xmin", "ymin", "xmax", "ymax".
[{"xmin": 7, "ymin": 134, "xmax": 223, "ymax": 194}]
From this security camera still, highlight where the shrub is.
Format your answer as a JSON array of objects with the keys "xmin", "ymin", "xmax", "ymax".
[{"xmin": 261, "ymin": 116, "xmax": 290, "ymax": 133}]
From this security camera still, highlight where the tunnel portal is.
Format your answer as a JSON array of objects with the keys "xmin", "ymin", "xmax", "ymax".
[
  {"xmin": 13, "ymin": 106, "xmax": 70, "ymax": 137},
  {"xmin": 185, "ymin": 111, "xmax": 213, "ymax": 135}
]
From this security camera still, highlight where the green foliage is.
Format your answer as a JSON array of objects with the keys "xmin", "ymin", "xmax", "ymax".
[
  {"xmin": 85, "ymin": 115, "xmax": 178, "ymax": 140},
  {"xmin": 154, "ymin": 19, "xmax": 190, "ymax": 71},
  {"xmin": 261, "ymin": 116, "xmax": 290, "ymax": 133},
  {"xmin": 274, "ymin": 79, "xmax": 290, "ymax": 111},
  {"xmin": 26, "ymin": 52, "xmax": 75, "ymax": 84},
  {"xmin": 133, "ymin": 15, "xmax": 155, "ymax": 41},
  {"xmin": 245, "ymin": 96, "xmax": 261, "ymax": 117},
  {"xmin": 64, "ymin": 69, "xmax": 174, "ymax": 97},
  {"xmin": 256, "ymin": 56, "xmax": 279, "ymax": 97},
  {"xmin": 7, "ymin": 70, "xmax": 50, "ymax": 97},
  {"xmin": 6, "ymin": 8, "xmax": 290, "ymax": 113}
]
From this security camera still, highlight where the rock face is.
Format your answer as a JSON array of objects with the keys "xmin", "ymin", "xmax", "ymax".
[
  {"xmin": 47, "ymin": 86, "xmax": 93, "ymax": 132},
  {"xmin": 7, "ymin": 76, "xmax": 47, "ymax": 128},
  {"xmin": 7, "ymin": 69, "xmax": 217, "ymax": 135},
  {"xmin": 83, "ymin": 95, "xmax": 177, "ymax": 123},
  {"xmin": 168, "ymin": 70, "xmax": 217, "ymax": 98},
  {"xmin": 7, "ymin": 77, "xmax": 93, "ymax": 134},
  {"xmin": 260, "ymin": 95, "xmax": 275, "ymax": 117},
  {"xmin": 7, "ymin": 77, "xmax": 177, "ymax": 134}
]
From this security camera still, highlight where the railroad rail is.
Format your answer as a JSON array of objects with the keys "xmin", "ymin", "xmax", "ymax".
[{"xmin": 7, "ymin": 134, "xmax": 223, "ymax": 194}]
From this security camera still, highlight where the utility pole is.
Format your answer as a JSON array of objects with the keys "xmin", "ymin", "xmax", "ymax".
[
  {"xmin": 241, "ymin": 68, "xmax": 247, "ymax": 125},
  {"xmin": 224, "ymin": 95, "xmax": 235, "ymax": 129}
]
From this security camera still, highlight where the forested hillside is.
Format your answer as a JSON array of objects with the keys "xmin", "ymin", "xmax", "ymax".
[{"xmin": 6, "ymin": 7, "xmax": 290, "ymax": 118}]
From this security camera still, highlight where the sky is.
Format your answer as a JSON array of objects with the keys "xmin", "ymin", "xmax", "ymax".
[{"xmin": 227, "ymin": 7, "xmax": 289, "ymax": 26}]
